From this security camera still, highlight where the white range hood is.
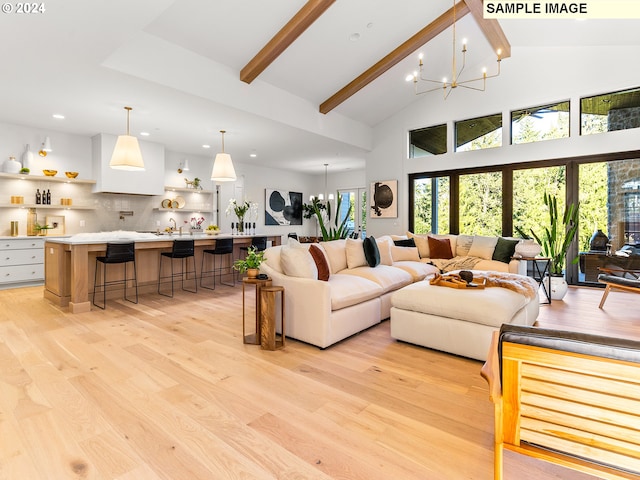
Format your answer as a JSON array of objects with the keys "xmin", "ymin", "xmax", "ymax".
[{"xmin": 91, "ymin": 133, "xmax": 164, "ymax": 195}]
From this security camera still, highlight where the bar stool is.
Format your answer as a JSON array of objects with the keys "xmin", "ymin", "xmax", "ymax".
[
  {"xmin": 158, "ymin": 239, "xmax": 197, "ymax": 297},
  {"xmin": 237, "ymin": 236, "xmax": 267, "ymax": 280},
  {"xmin": 200, "ymin": 237, "xmax": 235, "ymax": 289},
  {"xmin": 92, "ymin": 242, "xmax": 138, "ymax": 309}
]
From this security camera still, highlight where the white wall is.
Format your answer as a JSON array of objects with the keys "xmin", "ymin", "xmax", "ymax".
[{"xmin": 366, "ymin": 45, "xmax": 640, "ymax": 237}]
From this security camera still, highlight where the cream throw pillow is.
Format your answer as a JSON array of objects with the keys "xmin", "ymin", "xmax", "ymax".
[
  {"xmin": 467, "ymin": 235, "xmax": 499, "ymax": 260},
  {"xmin": 456, "ymin": 235, "xmax": 474, "ymax": 256},
  {"xmin": 320, "ymin": 239, "xmax": 348, "ymax": 273},
  {"xmin": 407, "ymin": 232, "xmax": 430, "ymax": 258},
  {"xmin": 390, "ymin": 245, "xmax": 421, "ymax": 262},
  {"xmin": 345, "ymin": 238, "xmax": 368, "ymax": 269},
  {"xmin": 376, "ymin": 236, "xmax": 394, "ymax": 266},
  {"xmin": 280, "ymin": 240, "xmax": 317, "ymax": 278}
]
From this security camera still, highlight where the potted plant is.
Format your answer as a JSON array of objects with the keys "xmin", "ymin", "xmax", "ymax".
[
  {"xmin": 518, "ymin": 192, "xmax": 579, "ymax": 300},
  {"xmin": 19, "ymin": 167, "xmax": 30, "ymax": 175},
  {"xmin": 233, "ymin": 246, "xmax": 266, "ymax": 278},
  {"xmin": 304, "ymin": 195, "xmax": 352, "ymax": 241},
  {"xmin": 34, "ymin": 223, "xmax": 52, "ymax": 236}
]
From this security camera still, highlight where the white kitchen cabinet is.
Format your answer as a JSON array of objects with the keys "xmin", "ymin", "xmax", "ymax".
[{"xmin": 0, "ymin": 237, "xmax": 45, "ymax": 288}]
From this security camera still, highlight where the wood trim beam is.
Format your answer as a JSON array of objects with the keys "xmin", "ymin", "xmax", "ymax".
[
  {"xmin": 463, "ymin": 0, "xmax": 511, "ymax": 59},
  {"xmin": 319, "ymin": 1, "xmax": 470, "ymax": 115},
  {"xmin": 240, "ymin": 0, "xmax": 335, "ymax": 84}
]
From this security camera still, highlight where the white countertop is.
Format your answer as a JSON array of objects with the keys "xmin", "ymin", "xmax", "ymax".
[{"xmin": 42, "ymin": 230, "xmax": 263, "ymax": 245}]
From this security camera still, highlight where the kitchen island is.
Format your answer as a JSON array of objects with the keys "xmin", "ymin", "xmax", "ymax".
[{"xmin": 44, "ymin": 231, "xmax": 282, "ymax": 313}]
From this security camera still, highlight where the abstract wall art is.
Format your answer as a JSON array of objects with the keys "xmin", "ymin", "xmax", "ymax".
[
  {"xmin": 369, "ymin": 180, "xmax": 397, "ymax": 218},
  {"xmin": 265, "ymin": 189, "xmax": 303, "ymax": 225}
]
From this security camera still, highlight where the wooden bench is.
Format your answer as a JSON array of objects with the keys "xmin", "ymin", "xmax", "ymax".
[{"xmin": 481, "ymin": 324, "xmax": 640, "ymax": 480}]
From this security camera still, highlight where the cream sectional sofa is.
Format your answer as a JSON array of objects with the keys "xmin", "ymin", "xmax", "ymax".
[{"xmin": 259, "ymin": 234, "xmax": 527, "ymax": 349}]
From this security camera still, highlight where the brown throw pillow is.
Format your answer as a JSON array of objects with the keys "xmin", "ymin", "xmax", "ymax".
[
  {"xmin": 309, "ymin": 244, "xmax": 330, "ymax": 281},
  {"xmin": 427, "ymin": 236, "xmax": 453, "ymax": 259}
]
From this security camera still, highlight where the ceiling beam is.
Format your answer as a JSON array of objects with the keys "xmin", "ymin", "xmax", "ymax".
[
  {"xmin": 463, "ymin": 0, "xmax": 511, "ymax": 59},
  {"xmin": 319, "ymin": 1, "xmax": 470, "ymax": 115},
  {"xmin": 240, "ymin": 0, "xmax": 335, "ymax": 84}
]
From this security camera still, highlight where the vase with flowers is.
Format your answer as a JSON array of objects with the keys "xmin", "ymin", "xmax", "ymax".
[{"xmin": 226, "ymin": 198, "xmax": 257, "ymax": 234}]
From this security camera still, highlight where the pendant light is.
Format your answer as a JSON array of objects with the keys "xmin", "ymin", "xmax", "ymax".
[
  {"xmin": 110, "ymin": 106, "xmax": 145, "ymax": 171},
  {"xmin": 211, "ymin": 130, "xmax": 237, "ymax": 182},
  {"xmin": 319, "ymin": 163, "xmax": 334, "ymax": 201}
]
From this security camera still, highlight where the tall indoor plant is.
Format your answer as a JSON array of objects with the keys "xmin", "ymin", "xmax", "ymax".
[
  {"xmin": 519, "ymin": 192, "xmax": 579, "ymax": 300},
  {"xmin": 304, "ymin": 195, "xmax": 352, "ymax": 241}
]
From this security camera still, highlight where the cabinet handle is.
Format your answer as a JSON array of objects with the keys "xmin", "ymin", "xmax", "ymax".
[
  {"xmin": 5, "ymin": 273, "xmax": 9, "ymax": 276},
  {"xmin": 5, "ymin": 257, "xmax": 9, "ymax": 260}
]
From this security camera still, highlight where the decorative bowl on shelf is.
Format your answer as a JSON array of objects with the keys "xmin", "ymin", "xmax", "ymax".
[
  {"xmin": 43, "ymin": 169, "xmax": 58, "ymax": 176},
  {"xmin": 65, "ymin": 171, "xmax": 79, "ymax": 178}
]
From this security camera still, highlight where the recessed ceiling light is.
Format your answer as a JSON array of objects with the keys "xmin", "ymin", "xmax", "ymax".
[
  {"xmin": 202, "ymin": 144, "xmax": 211, "ymax": 149},
  {"xmin": 349, "ymin": 33, "xmax": 360, "ymax": 42},
  {"xmin": 52, "ymin": 114, "xmax": 65, "ymax": 119},
  {"xmin": 139, "ymin": 132, "xmax": 150, "ymax": 136},
  {"xmin": 250, "ymin": 153, "xmax": 257, "ymax": 158}
]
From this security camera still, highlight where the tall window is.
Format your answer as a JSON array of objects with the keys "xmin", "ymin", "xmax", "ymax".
[
  {"xmin": 513, "ymin": 166, "xmax": 566, "ymax": 239},
  {"xmin": 337, "ymin": 188, "xmax": 367, "ymax": 238},
  {"xmin": 459, "ymin": 172, "xmax": 502, "ymax": 236},
  {"xmin": 511, "ymin": 101, "xmax": 570, "ymax": 145},
  {"xmin": 413, "ymin": 177, "xmax": 450, "ymax": 234},
  {"xmin": 455, "ymin": 113, "xmax": 502, "ymax": 151}
]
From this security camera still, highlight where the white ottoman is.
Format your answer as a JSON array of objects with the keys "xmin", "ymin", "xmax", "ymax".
[{"xmin": 390, "ymin": 277, "xmax": 539, "ymax": 361}]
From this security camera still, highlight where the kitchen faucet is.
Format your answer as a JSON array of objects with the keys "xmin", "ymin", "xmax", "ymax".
[{"xmin": 169, "ymin": 218, "xmax": 176, "ymax": 231}]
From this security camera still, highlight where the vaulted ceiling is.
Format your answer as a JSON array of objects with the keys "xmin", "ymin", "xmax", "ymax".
[{"xmin": 0, "ymin": 0, "xmax": 638, "ymax": 174}]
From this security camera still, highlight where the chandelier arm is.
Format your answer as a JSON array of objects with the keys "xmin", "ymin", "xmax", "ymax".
[
  {"xmin": 458, "ymin": 83, "xmax": 486, "ymax": 92},
  {"xmin": 418, "ymin": 74, "xmax": 449, "ymax": 85},
  {"xmin": 415, "ymin": 83, "xmax": 448, "ymax": 96},
  {"xmin": 456, "ymin": 59, "xmax": 501, "ymax": 87}
]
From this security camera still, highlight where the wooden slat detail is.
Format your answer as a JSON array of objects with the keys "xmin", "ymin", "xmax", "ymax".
[
  {"xmin": 240, "ymin": 0, "xmax": 336, "ymax": 84},
  {"xmin": 462, "ymin": 0, "xmax": 511, "ymax": 59},
  {"xmin": 522, "ymin": 363, "xmax": 640, "ymax": 400},
  {"xmin": 522, "ymin": 417, "xmax": 640, "ymax": 461},
  {"xmin": 502, "ymin": 343, "xmax": 640, "ymax": 382},
  {"xmin": 521, "ymin": 377, "xmax": 640, "ymax": 418},
  {"xmin": 319, "ymin": 1, "xmax": 470, "ymax": 114},
  {"xmin": 521, "ymin": 392, "xmax": 640, "ymax": 435},
  {"xmin": 521, "ymin": 426, "xmax": 640, "ymax": 475},
  {"xmin": 521, "ymin": 404, "xmax": 640, "ymax": 447}
]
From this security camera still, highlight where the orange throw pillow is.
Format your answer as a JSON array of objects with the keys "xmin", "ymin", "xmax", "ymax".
[
  {"xmin": 427, "ymin": 236, "xmax": 453, "ymax": 259},
  {"xmin": 309, "ymin": 244, "xmax": 330, "ymax": 281}
]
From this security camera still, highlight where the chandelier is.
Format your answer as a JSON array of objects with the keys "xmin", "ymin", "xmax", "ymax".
[{"xmin": 406, "ymin": 0, "xmax": 502, "ymax": 99}]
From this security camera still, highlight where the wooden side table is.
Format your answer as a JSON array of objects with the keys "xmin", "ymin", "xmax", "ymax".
[
  {"xmin": 242, "ymin": 277, "xmax": 272, "ymax": 344},
  {"xmin": 259, "ymin": 285, "xmax": 285, "ymax": 350}
]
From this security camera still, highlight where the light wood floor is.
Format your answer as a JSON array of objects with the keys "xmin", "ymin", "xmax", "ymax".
[{"xmin": 0, "ymin": 284, "xmax": 637, "ymax": 480}]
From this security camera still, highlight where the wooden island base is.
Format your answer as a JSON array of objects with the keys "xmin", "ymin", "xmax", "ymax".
[{"xmin": 44, "ymin": 235, "xmax": 281, "ymax": 313}]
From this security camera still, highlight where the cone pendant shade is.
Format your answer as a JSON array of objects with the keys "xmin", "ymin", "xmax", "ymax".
[
  {"xmin": 211, "ymin": 130, "xmax": 236, "ymax": 181},
  {"xmin": 110, "ymin": 106, "xmax": 145, "ymax": 171}
]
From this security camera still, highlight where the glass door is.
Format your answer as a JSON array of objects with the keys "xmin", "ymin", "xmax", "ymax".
[{"xmin": 337, "ymin": 188, "xmax": 367, "ymax": 238}]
